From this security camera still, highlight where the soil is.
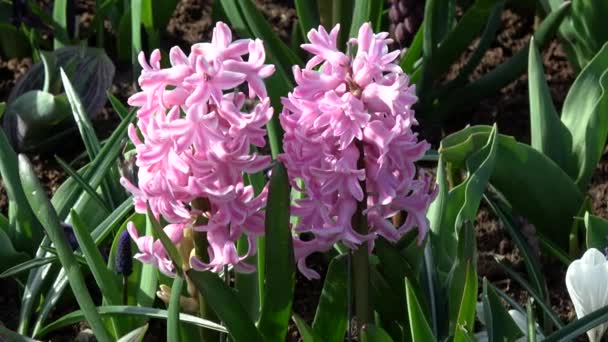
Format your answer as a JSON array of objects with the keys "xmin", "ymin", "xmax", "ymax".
[{"xmin": 0, "ymin": 1, "xmax": 603, "ymax": 341}]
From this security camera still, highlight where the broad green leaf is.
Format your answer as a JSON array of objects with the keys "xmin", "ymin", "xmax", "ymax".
[
  {"xmin": 0, "ymin": 24, "xmax": 31, "ymax": 58},
  {"xmin": 167, "ymin": 277, "xmax": 184, "ymax": 342},
  {"xmin": 349, "ymin": 0, "xmax": 372, "ymax": 38},
  {"xmin": 131, "ymin": 0, "xmax": 143, "ymax": 77},
  {"xmin": 481, "ymin": 278, "xmax": 524, "ymax": 341},
  {"xmin": 187, "ymin": 269, "xmax": 262, "ymax": 342},
  {"xmin": 312, "ymin": 255, "xmax": 347, "ymax": 342},
  {"xmin": 294, "ymin": 0, "xmax": 320, "ymax": 38},
  {"xmin": 292, "ymin": 314, "xmax": 324, "ymax": 342},
  {"xmin": 37, "ymin": 305, "xmax": 226, "ymax": 338},
  {"xmin": 235, "ymin": 235, "xmax": 260, "ymax": 321},
  {"xmin": 0, "ymin": 325, "xmax": 40, "ymax": 342},
  {"xmin": 561, "ymin": 42, "xmax": 608, "ymax": 190},
  {"xmin": 360, "ymin": 323, "xmax": 393, "ymax": 342},
  {"xmin": 528, "ymin": 39, "xmax": 574, "ymax": 177},
  {"xmin": 258, "ymin": 162, "xmax": 294, "ymax": 341},
  {"xmin": 52, "ymin": 0, "xmax": 68, "ymax": 49},
  {"xmin": 0, "ymin": 256, "xmax": 56, "ymax": 278},
  {"xmin": 583, "ymin": 212, "xmax": 608, "ymax": 250},
  {"xmin": 405, "ymin": 278, "xmax": 436, "ymax": 341},
  {"xmin": 0, "ymin": 227, "xmax": 29, "ymax": 272},
  {"xmin": 453, "ymin": 262, "xmax": 477, "ymax": 342},
  {"xmin": 136, "ymin": 214, "xmax": 159, "ymax": 308},
  {"xmin": 18, "ymin": 155, "xmax": 112, "ymax": 342},
  {"xmin": 569, "ymin": 0, "xmax": 608, "ymax": 67},
  {"xmin": 440, "ymin": 125, "xmax": 584, "ymax": 249}
]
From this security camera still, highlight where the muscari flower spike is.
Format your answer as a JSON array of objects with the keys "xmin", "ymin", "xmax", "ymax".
[
  {"xmin": 279, "ymin": 23, "xmax": 436, "ymax": 279},
  {"xmin": 121, "ymin": 21, "xmax": 275, "ymax": 277},
  {"xmin": 115, "ymin": 230, "xmax": 133, "ymax": 276}
]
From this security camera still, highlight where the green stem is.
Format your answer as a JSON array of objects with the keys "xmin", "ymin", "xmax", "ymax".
[
  {"xmin": 352, "ymin": 140, "xmax": 371, "ymax": 333},
  {"xmin": 257, "ymin": 236, "xmax": 266, "ymax": 308}
]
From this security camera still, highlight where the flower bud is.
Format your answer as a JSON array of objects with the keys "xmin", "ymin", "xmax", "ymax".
[{"xmin": 115, "ymin": 230, "xmax": 133, "ymax": 276}]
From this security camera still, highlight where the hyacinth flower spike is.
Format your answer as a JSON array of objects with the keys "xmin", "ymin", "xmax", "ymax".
[
  {"xmin": 121, "ymin": 21, "xmax": 275, "ymax": 283},
  {"xmin": 280, "ymin": 22, "xmax": 436, "ymax": 279},
  {"xmin": 566, "ymin": 248, "xmax": 608, "ymax": 342}
]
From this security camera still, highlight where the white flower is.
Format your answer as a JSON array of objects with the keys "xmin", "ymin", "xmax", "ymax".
[{"xmin": 566, "ymin": 248, "xmax": 608, "ymax": 342}]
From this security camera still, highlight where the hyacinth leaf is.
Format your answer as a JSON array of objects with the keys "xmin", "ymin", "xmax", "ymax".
[
  {"xmin": 427, "ymin": 0, "xmax": 499, "ymax": 82},
  {"xmin": 0, "ymin": 227, "xmax": 29, "ymax": 273},
  {"xmin": 495, "ymin": 260, "xmax": 563, "ymax": 328},
  {"xmin": 117, "ymin": 324, "xmax": 148, "ymax": 342},
  {"xmin": 187, "ymin": 270, "xmax": 262, "ymax": 342},
  {"xmin": 484, "ymin": 194, "xmax": 547, "ymax": 309},
  {"xmin": 370, "ymin": 266, "xmax": 411, "ymax": 335},
  {"xmin": 37, "ymin": 305, "xmax": 227, "ymax": 338},
  {"xmin": 18, "ymin": 155, "xmax": 112, "ymax": 342},
  {"xmin": 441, "ymin": 1, "xmax": 504, "ymax": 92},
  {"xmin": 311, "ymin": 255, "xmax": 348, "ymax": 342},
  {"xmin": 440, "ymin": 125, "xmax": 584, "ymax": 250},
  {"xmin": 0, "ymin": 325, "xmax": 40, "ymax": 342},
  {"xmin": 70, "ymin": 210, "xmax": 122, "ymax": 305},
  {"xmin": 292, "ymin": 314, "xmax": 324, "ymax": 342},
  {"xmin": 137, "ymin": 215, "xmax": 159, "ymax": 308},
  {"xmin": 560, "ymin": 42, "xmax": 608, "ymax": 190},
  {"xmin": 107, "ymin": 93, "xmax": 130, "ymax": 120},
  {"xmin": 453, "ymin": 262, "xmax": 477, "ymax": 342},
  {"xmin": 360, "ymin": 324, "xmax": 393, "ymax": 342},
  {"xmin": 544, "ymin": 305, "xmax": 608, "ymax": 341},
  {"xmin": 167, "ymin": 277, "xmax": 184, "ymax": 342},
  {"xmin": 583, "ymin": 212, "xmax": 608, "ymax": 250},
  {"xmin": 528, "ymin": 38, "xmax": 575, "ymax": 177},
  {"xmin": 258, "ymin": 162, "xmax": 294, "ymax": 341},
  {"xmin": 432, "ymin": 1, "xmax": 570, "ymax": 118},
  {"xmin": 447, "ymin": 222, "xmax": 476, "ymax": 329},
  {"xmin": 51, "ymin": 108, "xmax": 134, "ymax": 221},
  {"xmin": 0, "ymin": 128, "xmax": 43, "ymax": 254},
  {"xmin": 294, "ymin": 0, "xmax": 320, "ymax": 38},
  {"xmin": 70, "ymin": 209, "xmax": 125, "ymax": 337},
  {"xmin": 0, "ymin": 256, "xmax": 57, "ymax": 278},
  {"xmin": 405, "ymin": 278, "xmax": 436, "ymax": 341},
  {"xmin": 481, "ymin": 278, "xmax": 524, "ymax": 341},
  {"xmin": 52, "ymin": 0, "xmax": 68, "ymax": 49},
  {"xmin": 55, "ymin": 156, "xmax": 111, "ymax": 213},
  {"xmin": 235, "ymin": 235, "xmax": 260, "ymax": 321},
  {"xmin": 131, "ymin": 0, "xmax": 143, "ymax": 76},
  {"xmin": 217, "ymin": 0, "xmax": 250, "ymax": 37},
  {"xmin": 348, "ymin": 0, "xmax": 372, "ymax": 38},
  {"xmin": 400, "ymin": 25, "xmax": 424, "ymax": 75}
]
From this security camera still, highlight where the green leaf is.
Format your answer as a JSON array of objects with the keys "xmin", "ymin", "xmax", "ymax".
[
  {"xmin": 360, "ymin": 323, "xmax": 393, "ymax": 342},
  {"xmin": 481, "ymin": 278, "xmax": 525, "ymax": 341},
  {"xmin": 0, "ymin": 227, "xmax": 29, "ymax": 273},
  {"xmin": 0, "ymin": 325, "xmax": 41, "ymax": 342},
  {"xmin": 432, "ymin": 2, "xmax": 570, "ymax": 118},
  {"xmin": 235, "ymin": 235, "xmax": 260, "ymax": 321},
  {"xmin": 131, "ymin": 0, "xmax": 143, "ymax": 76},
  {"xmin": 187, "ymin": 270, "xmax": 262, "ymax": 342},
  {"xmin": 526, "ymin": 300, "xmax": 537, "ymax": 342},
  {"xmin": 528, "ymin": 39, "xmax": 575, "ymax": 177},
  {"xmin": 400, "ymin": 25, "xmax": 424, "ymax": 74},
  {"xmin": 583, "ymin": 212, "xmax": 608, "ymax": 250},
  {"xmin": 292, "ymin": 314, "xmax": 324, "ymax": 342},
  {"xmin": 453, "ymin": 262, "xmax": 477, "ymax": 342},
  {"xmin": 52, "ymin": 0, "xmax": 68, "ymax": 49},
  {"xmin": 18, "ymin": 155, "xmax": 113, "ymax": 342},
  {"xmin": 258, "ymin": 162, "xmax": 294, "ymax": 341},
  {"xmin": 405, "ymin": 277, "xmax": 436, "ymax": 341},
  {"xmin": 107, "ymin": 93, "xmax": 131, "ymax": 120},
  {"xmin": 544, "ymin": 305, "xmax": 608, "ymax": 341},
  {"xmin": 117, "ymin": 324, "xmax": 149, "ymax": 342},
  {"xmin": 0, "ymin": 128, "xmax": 43, "ymax": 254},
  {"xmin": 484, "ymin": 194, "xmax": 548, "ymax": 313},
  {"xmin": 349, "ymin": 0, "xmax": 372, "ymax": 38},
  {"xmin": 312, "ymin": 255, "xmax": 348, "ymax": 342},
  {"xmin": 440, "ymin": 125, "xmax": 584, "ymax": 249},
  {"xmin": 561, "ymin": 42, "xmax": 608, "ymax": 190},
  {"xmin": 294, "ymin": 0, "xmax": 320, "ymax": 38},
  {"xmin": 167, "ymin": 277, "xmax": 184, "ymax": 342},
  {"xmin": 55, "ymin": 156, "xmax": 111, "ymax": 213},
  {"xmin": 0, "ymin": 256, "xmax": 56, "ymax": 278},
  {"xmin": 37, "ymin": 305, "xmax": 227, "ymax": 338},
  {"xmin": 136, "ymin": 214, "xmax": 159, "ymax": 308},
  {"xmin": 0, "ymin": 24, "xmax": 32, "ymax": 59}
]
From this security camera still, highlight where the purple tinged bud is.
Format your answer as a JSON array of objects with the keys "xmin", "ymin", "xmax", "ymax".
[{"xmin": 115, "ymin": 230, "xmax": 133, "ymax": 276}]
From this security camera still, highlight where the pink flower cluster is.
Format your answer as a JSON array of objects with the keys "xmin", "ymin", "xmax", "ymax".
[
  {"xmin": 121, "ymin": 22, "xmax": 274, "ymax": 276},
  {"xmin": 280, "ymin": 23, "xmax": 436, "ymax": 279}
]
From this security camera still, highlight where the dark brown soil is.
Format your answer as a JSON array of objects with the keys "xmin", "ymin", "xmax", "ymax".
[{"xmin": 0, "ymin": 1, "xmax": 604, "ymax": 341}]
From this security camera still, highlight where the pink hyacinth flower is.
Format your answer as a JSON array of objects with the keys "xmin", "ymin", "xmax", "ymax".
[
  {"xmin": 121, "ymin": 22, "xmax": 274, "ymax": 277},
  {"xmin": 280, "ymin": 23, "xmax": 436, "ymax": 279}
]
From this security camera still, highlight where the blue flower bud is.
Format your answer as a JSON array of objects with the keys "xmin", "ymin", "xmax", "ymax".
[{"xmin": 115, "ymin": 230, "xmax": 133, "ymax": 276}]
